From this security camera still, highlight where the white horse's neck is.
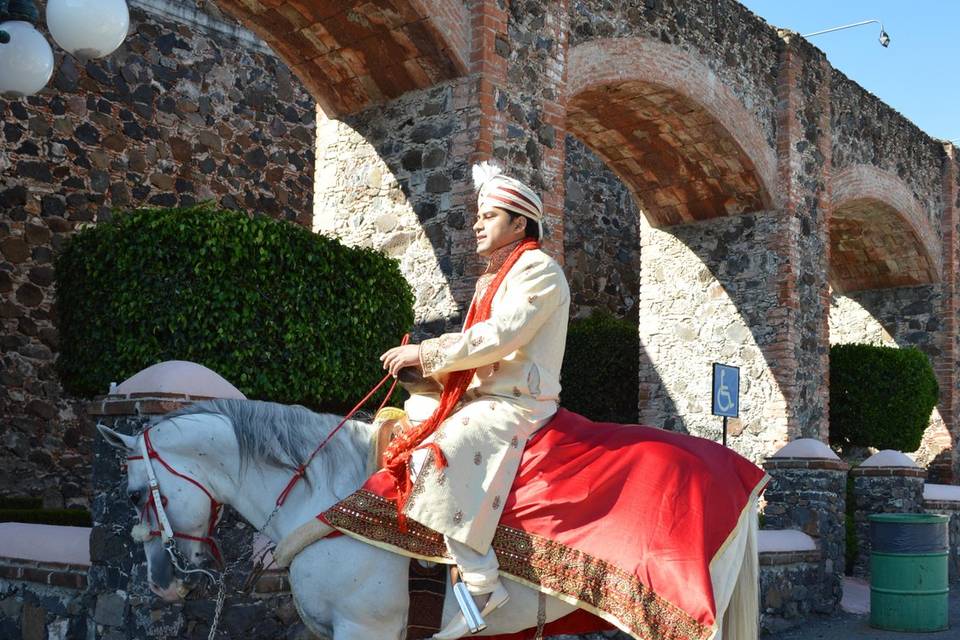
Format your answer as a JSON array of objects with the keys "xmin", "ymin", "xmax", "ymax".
[{"xmin": 151, "ymin": 411, "xmax": 374, "ymax": 544}]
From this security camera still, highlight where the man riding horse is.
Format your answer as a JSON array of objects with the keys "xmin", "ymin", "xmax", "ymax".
[{"xmin": 379, "ymin": 162, "xmax": 570, "ymax": 639}]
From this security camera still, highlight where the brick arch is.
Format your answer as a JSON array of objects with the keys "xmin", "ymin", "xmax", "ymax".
[
  {"xmin": 565, "ymin": 37, "xmax": 776, "ymax": 226},
  {"xmin": 213, "ymin": 0, "xmax": 469, "ymax": 116},
  {"xmin": 830, "ymin": 165, "xmax": 939, "ymax": 293}
]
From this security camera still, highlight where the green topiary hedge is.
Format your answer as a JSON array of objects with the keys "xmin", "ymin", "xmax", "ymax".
[
  {"xmin": 55, "ymin": 204, "xmax": 414, "ymax": 412},
  {"xmin": 829, "ymin": 343, "xmax": 938, "ymax": 453},
  {"xmin": 0, "ymin": 509, "xmax": 92, "ymax": 527},
  {"xmin": 560, "ymin": 310, "xmax": 639, "ymax": 423}
]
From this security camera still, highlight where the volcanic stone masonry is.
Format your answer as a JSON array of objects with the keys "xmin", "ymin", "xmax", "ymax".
[
  {"xmin": 3, "ymin": 0, "xmax": 960, "ymax": 503},
  {"xmin": 0, "ymin": 0, "xmax": 316, "ymax": 505}
]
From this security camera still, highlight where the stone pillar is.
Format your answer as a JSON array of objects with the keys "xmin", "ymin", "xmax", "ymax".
[
  {"xmin": 850, "ymin": 450, "xmax": 927, "ymax": 577},
  {"xmin": 763, "ymin": 439, "xmax": 848, "ymax": 613},
  {"xmin": 924, "ymin": 483, "xmax": 960, "ymax": 583},
  {"xmin": 772, "ymin": 32, "xmax": 833, "ymax": 443},
  {"xmin": 313, "ymin": 1, "xmax": 571, "ymax": 335},
  {"xmin": 939, "ymin": 144, "xmax": 960, "ymax": 483},
  {"xmin": 85, "ymin": 363, "xmax": 298, "ymax": 639},
  {"xmin": 87, "ymin": 393, "xmax": 198, "ymax": 638}
]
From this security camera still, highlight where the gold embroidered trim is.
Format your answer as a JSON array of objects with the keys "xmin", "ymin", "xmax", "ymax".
[
  {"xmin": 324, "ymin": 490, "xmax": 711, "ymax": 640},
  {"xmin": 419, "ymin": 338, "xmax": 445, "ymax": 376},
  {"xmin": 474, "ymin": 273, "xmax": 496, "ymax": 302}
]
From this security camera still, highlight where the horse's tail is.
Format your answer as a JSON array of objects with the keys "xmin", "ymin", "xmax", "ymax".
[{"xmin": 719, "ymin": 501, "xmax": 759, "ymax": 640}]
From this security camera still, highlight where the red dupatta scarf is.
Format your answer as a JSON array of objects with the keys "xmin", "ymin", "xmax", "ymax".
[{"xmin": 383, "ymin": 237, "xmax": 540, "ymax": 528}]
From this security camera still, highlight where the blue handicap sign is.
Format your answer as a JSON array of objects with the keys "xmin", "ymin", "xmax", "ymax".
[{"xmin": 712, "ymin": 363, "xmax": 740, "ymax": 418}]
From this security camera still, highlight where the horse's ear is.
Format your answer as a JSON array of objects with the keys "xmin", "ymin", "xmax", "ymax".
[{"xmin": 97, "ymin": 423, "xmax": 137, "ymax": 452}]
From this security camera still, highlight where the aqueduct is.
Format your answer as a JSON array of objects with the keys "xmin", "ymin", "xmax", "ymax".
[
  {"xmin": 242, "ymin": 0, "xmax": 960, "ymax": 475},
  {"xmin": 2, "ymin": 0, "xmax": 959, "ymax": 505}
]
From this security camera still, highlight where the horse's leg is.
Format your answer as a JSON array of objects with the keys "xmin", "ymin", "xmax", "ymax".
[
  {"xmin": 289, "ymin": 536, "xmax": 409, "ymax": 640},
  {"xmin": 713, "ymin": 501, "xmax": 760, "ymax": 640}
]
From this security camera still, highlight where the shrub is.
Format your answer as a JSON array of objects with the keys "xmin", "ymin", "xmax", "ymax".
[
  {"xmin": 0, "ymin": 509, "xmax": 92, "ymax": 526},
  {"xmin": 55, "ymin": 204, "xmax": 414, "ymax": 412},
  {"xmin": 561, "ymin": 310, "xmax": 639, "ymax": 423},
  {"xmin": 829, "ymin": 343, "xmax": 938, "ymax": 453},
  {"xmin": 0, "ymin": 497, "xmax": 42, "ymax": 509}
]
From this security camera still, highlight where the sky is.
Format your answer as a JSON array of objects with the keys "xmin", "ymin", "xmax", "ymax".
[{"xmin": 738, "ymin": 1, "xmax": 959, "ymax": 143}]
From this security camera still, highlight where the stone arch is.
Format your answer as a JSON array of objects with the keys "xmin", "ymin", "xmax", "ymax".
[
  {"xmin": 213, "ymin": 0, "xmax": 469, "ymax": 115},
  {"xmin": 828, "ymin": 165, "xmax": 948, "ymax": 474},
  {"xmin": 562, "ymin": 38, "xmax": 788, "ymax": 461},
  {"xmin": 565, "ymin": 37, "xmax": 777, "ymax": 226},
  {"xmin": 829, "ymin": 165, "xmax": 939, "ymax": 293}
]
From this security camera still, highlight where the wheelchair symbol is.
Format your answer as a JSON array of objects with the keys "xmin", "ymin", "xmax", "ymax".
[{"xmin": 716, "ymin": 369, "xmax": 734, "ymax": 412}]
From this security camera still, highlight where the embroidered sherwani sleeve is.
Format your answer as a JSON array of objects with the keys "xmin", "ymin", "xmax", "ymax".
[{"xmin": 419, "ymin": 259, "xmax": 565, "ymax": 376}]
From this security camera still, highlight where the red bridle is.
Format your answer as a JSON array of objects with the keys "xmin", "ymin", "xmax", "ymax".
[{"xmin": 126, "ymin": 428, "xmax": 225, "ymax": 568}]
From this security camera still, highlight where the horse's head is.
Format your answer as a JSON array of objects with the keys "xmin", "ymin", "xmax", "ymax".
[{"xmin": 98, "ymin": 422, "xmax": 223, "ymax": 602}]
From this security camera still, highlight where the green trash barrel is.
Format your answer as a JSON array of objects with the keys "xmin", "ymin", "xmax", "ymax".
[{"xmin": 868, "ymin": 513, "xmax": 950, "ymax": 632}]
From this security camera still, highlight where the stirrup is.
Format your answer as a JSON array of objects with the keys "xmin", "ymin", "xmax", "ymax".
[{"xmin": 452, "ymin": 581, "xmax": 487, "ymax": 634}]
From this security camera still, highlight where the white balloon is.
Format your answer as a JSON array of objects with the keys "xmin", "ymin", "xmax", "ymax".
[
  {"xmin": 0, "ymin": 21, "xmax": 54, "ymax": 97},
  {"xmin": 47, "ymin": 0, "xmax": 129, "ymax": 60}
]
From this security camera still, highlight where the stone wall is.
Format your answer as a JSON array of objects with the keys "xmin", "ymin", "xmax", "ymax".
[
  {"xmin": 0, "ymin": 564, "xmax": 86, "ymax": 640},
  {"xmin": 762, "ymin": 457, "xmax": 848, "ymax": 614},
  {"xmin": 0, "ymin": 2, "xmax": 315, "ymax": 503},
  {"xmin": 776, "ymin": 38, "xmax": 832, "ymax": 442},
  {"xmin": 829, "ymin": 287, "xmax": 952, "ymax": 475},
  {"xmin": 563, "ymin": 135, "xmax": 641, "ymax": 320},
  {"xmin": 759, "ymin": 550, "xmax": 823, "ymax": 634},
  {"xmin": 312, "ymin": 79, "xmax": 479, "ymax": 335},
  {"xmin": 831, "ymin": 70, "xmax": 947, "ymax": 249},
  {"xmin": 850, "ymin": 467, "xmax": 926, "ymax": 577},
  {"xmin": 637, "ymin": 211, "xmax": 788, "ymax": 462},
  {"xmin": 924, "ymin": 495, "xmax": 960, "ymax": 583},
  {"xmin": 83, "ymin": 403, "xmax": 308, "ymax": 640}
]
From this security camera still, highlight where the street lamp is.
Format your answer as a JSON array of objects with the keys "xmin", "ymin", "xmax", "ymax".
[
  {"xmin": 803, "ymin": 19, "xmax": 891, "ymax": 48},
  {"xmin": 0, "ymin": 0, "xmax": 129, "ymax": 97}
]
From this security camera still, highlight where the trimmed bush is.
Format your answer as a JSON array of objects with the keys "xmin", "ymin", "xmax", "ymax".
[
  {"xmin": 0, "ymin": 509, "xmax": 92, "ymax": 526},
  {"xmin": 561, "ymin": 310, "xmax": 639, "ymax": 423},
  {"xmin": 829, "ymin": 343, "xmax": 938, "ymax": 453},
  {"xmin": 55, "ymin": 204, "xmax": 414, "ymax": 412},
  {"xmin": 0, "ymin": 497, "xmax": 42, "ymax": 509}
]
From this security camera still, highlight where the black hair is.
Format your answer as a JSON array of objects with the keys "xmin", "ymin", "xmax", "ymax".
[{"xmin": 507, "ymin": 212, "xmax": 541, "ymax": 239}]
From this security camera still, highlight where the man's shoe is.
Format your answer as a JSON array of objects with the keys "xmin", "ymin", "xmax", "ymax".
[{"xmin": 434, "ymin": 582, "xmax": 510, "ymax": 639}]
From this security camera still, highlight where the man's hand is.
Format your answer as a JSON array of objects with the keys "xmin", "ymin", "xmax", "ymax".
[{"xmin": 380, "ymin": 344, "xmax": 422, "ymax": 377}]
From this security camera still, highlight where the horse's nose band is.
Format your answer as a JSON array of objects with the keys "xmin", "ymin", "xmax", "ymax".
[{"xmin": 126, "ymin": 428, "xmax": 224, "ymax": 568}]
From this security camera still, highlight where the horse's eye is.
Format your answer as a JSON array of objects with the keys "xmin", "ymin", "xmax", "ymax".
[{"xmin": 129, "ymin": 491, "xmax": 142, "ymax": 505}]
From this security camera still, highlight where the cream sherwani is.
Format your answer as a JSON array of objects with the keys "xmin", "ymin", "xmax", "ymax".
[{"xmin": 403, "ymin": 245, "xmax": 570, "ymax": 554}]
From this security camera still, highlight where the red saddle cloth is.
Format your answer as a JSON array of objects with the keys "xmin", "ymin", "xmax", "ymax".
[{"xmin": 323, "ymin": 408, "xmax": 768, "ymax": 640}]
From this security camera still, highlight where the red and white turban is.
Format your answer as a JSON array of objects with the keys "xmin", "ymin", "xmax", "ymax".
[{"xmin": 472, "ymin": 162, "xmax": 543, "ymax": 239}]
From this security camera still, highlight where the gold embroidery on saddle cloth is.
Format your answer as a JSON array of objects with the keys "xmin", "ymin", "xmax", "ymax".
[{"xmin": 323, "ymin": 490, "xmax": 711, "ymax": 640}]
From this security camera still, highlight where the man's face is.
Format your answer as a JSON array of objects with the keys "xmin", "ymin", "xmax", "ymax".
[{"xmin": 473, "ymin": 205, "xmax": 526, "ymax": 257}]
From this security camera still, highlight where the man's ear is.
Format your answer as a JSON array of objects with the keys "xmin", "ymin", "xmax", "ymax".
[{"xmin": 97, "ymin": 423, "xmax": 137, "ymax": 452}]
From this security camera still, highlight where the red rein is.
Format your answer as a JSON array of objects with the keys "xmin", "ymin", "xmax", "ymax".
[
  {"xmin": 126, "ymin": 429, "xmax": 225, "ymax": 567},
  {"xmin": 124, "ymin": 341, "xmax": 409, "ymax": 564}
]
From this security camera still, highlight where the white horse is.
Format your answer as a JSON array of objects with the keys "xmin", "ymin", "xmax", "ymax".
[{"xmin": 98, "ymin": 398, "xmax": 759, "ymax": 639}]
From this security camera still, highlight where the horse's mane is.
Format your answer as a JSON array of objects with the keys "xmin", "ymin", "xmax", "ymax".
[{"xmin": 158, "ymin": 399, "xmax": 375, "ymax": 488}]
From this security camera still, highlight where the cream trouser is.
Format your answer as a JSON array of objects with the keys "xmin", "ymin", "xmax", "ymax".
[{"xmin": 411, "ymin": 448, "xmax": 501, "ymax": 595}]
